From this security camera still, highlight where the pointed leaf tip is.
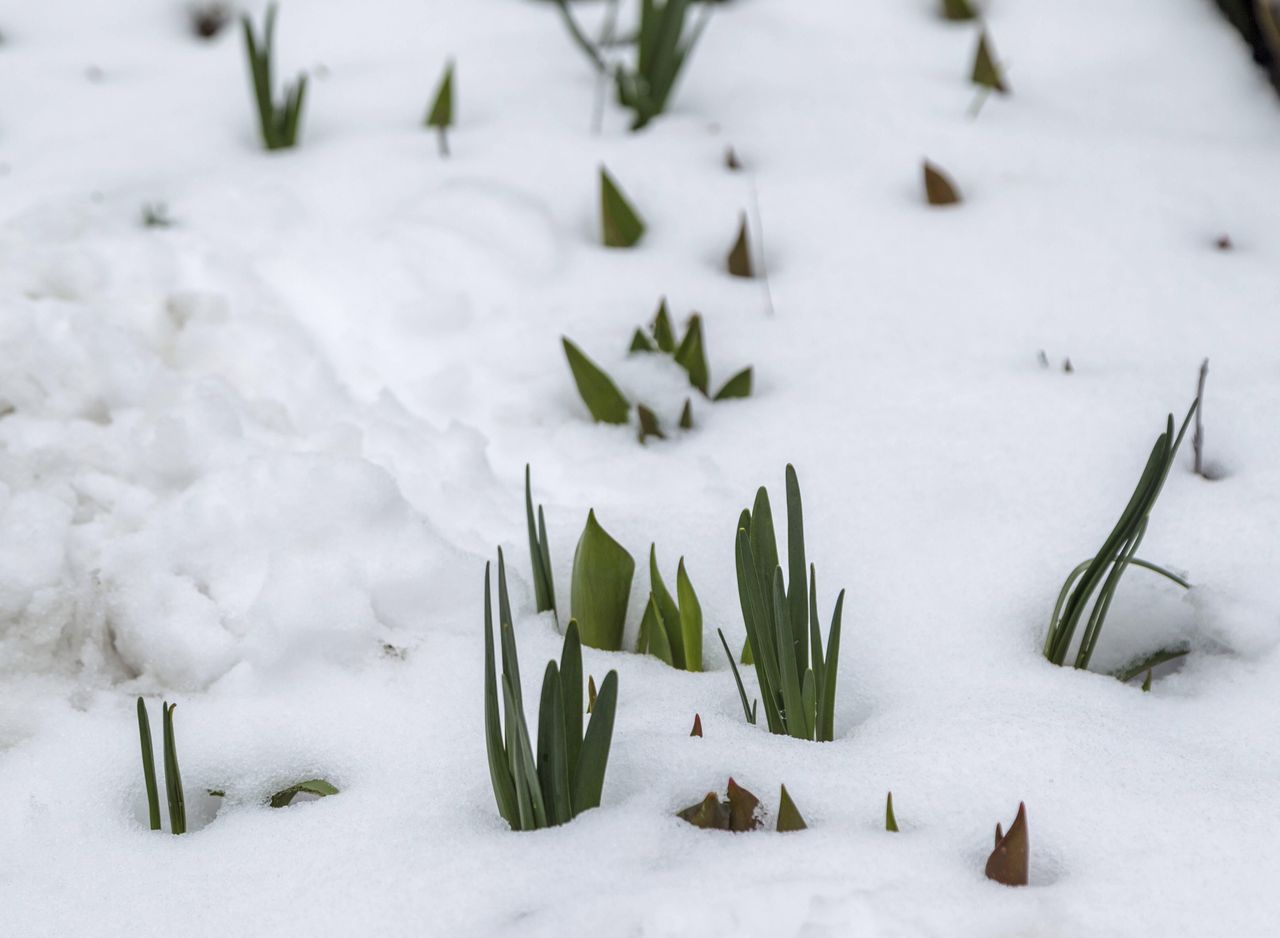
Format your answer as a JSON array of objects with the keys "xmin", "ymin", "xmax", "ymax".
[
  {"xmin": 690, "ymin": 713, "xmax": 702, "ymax": 737},
  {"xmin": 923, "ymin": 160, "xmax": 962, "ymax": 206},
  {"xmin": 600, "ymin": 167, "xmax": 646, "ymax": 248},
  {"xmin": 562, "ymin": 337, "xmax": 630, "ymax": 424},
  {"xmin": 727, "ymin": 213, "xmax": 754, "ymax": 278},
  {"xmin": 985, "ymin": 803, "xmax": 1029, "ymax": 886},
  {"xmin": 776, "ymin": 785, "xmax": 807, "ymax": 832}
]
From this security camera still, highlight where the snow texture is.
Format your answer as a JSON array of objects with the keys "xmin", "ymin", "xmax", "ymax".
[{"xmin": 1, "ymin": 0, "xmax": 1279, "ymax": 935}]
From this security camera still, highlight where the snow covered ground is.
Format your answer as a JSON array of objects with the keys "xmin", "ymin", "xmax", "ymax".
[{"xmin": 2, "ymin": 0, "xmax": 1279, "ymax": 934}]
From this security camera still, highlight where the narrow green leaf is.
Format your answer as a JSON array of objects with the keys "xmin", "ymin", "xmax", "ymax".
[
  {"xmin": 713, "ymin": 367, "xmax": 753, "ymax": 401},
  {"xmin": 727, "ymin": 213, "xmax": 754, "ymax": 278},
  {"xmin": 162, "ymin": 702, "xmax": 186, "ymax": 836},
  {"xmin": 885, "ymin": 791, "xmax": 899, "ymax": 832},
  {"xmin": 483, "ymin": 563, "xmax": 518, "ymax": 826},
  {"xmin": 649, "ymin": 546, "xmax": 685, "ymax": 669},
  {"xmin": 652, "ymin": 298, "xmax": 676, "ymax": 353},
  {"xmin": 269, "ymin": 779, "xmax": 339, "ymax": 808},
  {"xmin": 679, "ymin": 398, "xmax": 694, "ymax": 429},
  {"xmin": 425, "ymin": 59, "xmax": 455, "ymax": 128},
  {"xmin": 642, "ymin": 594, "xmax": 675, "ymax": 666},
  {"xmin": 563, "ymin": 337, "xmax": 630, "ymax": 425},
  {"xmin": 525, "ymin": 466, "xmax": 555, "ymax": 616},
  {"xmin": 718, "ymin": 628, "xmax": 756, "ymax": 725},
  {"xmin": 771, "ymin": 570, "xmax": 806, "ymax": 739},
  {"xmin": 971, "ymin": 32, "xmax": 1008, "ymax": 94},
  {"xmin": 776, "ymin": 784, "xmax": 807, "ymax": 832},
  {"xmin": 559, "ymin": 621, "xmax": 584, "ymax": 781},
  {"xmin": 818, "ymin": 589, "xmax": 844, "ymax": 743},
  {"xmin": 572, "ymin": 670, "xmax": 618, "ymax": 813},
  {"xmin": 673, "ymin": 314, "xmax": 710, "ymax": 396},
  {"xmin": 629, "ymin": 328, "xmax": 657, "ymax": 354},
  {"xmin": 571, "ymin": 510, "xmax": 636, "ymax": 650},
  {"xmin": 637, "ymin": 404, "xmax": 666, "ymax": 444},
  {"xmin": 536, "ymin": 661, "xmax": 573, "ymax": 825},
  {"xmin": 600, "ymin": 167, "xmax": 646, "ymax": 248},
  {"xmin": 784, "ymin": 464, "xmax": 809, "ymax": 674},
  {"xmin": 676, "ymin": 558, "xmax": 702, "ymax": 672},
  {"xmin": 587, "ymin": 673, "xmax": 598, "ymax": 713},
  {"xmin": 137, "ymin": 698, "xmax": 161, "ymax": 832}
]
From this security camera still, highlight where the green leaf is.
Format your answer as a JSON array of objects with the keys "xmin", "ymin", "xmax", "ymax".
[
  {"xmin": 776, "ymin": 784, "xmax": 807, "ymax": 832},
  {"xmin": 713, "ymin": 367, "xmax": 752, "ymax": 401},
  {"xmin": 784, "ymin": 464, "xmax": 809, "ymax": 674},
  {"xmin": 559, "ymin": 621, "xmax": 584, "ymax": 782},
  {"xmin": 923, "ymin": 160, "xmax": 962, "ymax": 206},
  {"xmin": 162, "ymin": 702, "xmax": 186, "ymax": 835},
  {"xmin": 679, "ymin": 398, "xmax": 694, "ymax": 429},
  {"xmin": 563, "ymin": 337, "xmax": 630, "ymax": 424},
  {"xmin": 652, "ymin": 298, "xmax": 676, "ymax": 353},
  {"xmin": 536, "ymin": 661, "xmax": 573, "ymax": 826},
  {"xmin": 637, "ymin": 404, "xmax": 666, "ymax": 444},
  {"xmin": 641, "ymin": 594, "xmax": 675, "ymax": 666},
  {"xmin": 771, "ymin": 570, "xmax": 807, "ymax": 739},
  {"xmin": 503, "ymin": 672, "xmax": 548, "ymax": 830},
  {"xmin": 587, "ymin": 673, "xmax": 598, "ymax": 713},
  {"xmin": 600, "ymin": 167, "xmax": 646, "ymax": 247},
  {"xmin": 425, "ymin": 59, "xmax": 455, "ymax": 128},
  {"xmin": 676, "ymin": 558, "xmax": 702, "ymax": 672},
  {"xmin": 525, "ymin": 465, "xmax": 556, "ymax": 617},
  {"xmin": 817, "ymin": 590, "xmax": 844, "ymax": 743},
  {"xmin": 649, "ymin": 546, "xmax": 685, "ymax": 669},
  {"xmin": 571, "ymin": 510, "xmax": 635, "ymax": 650},
  {"xmin": 137, "ymin": 698, "xmax": 161, "ymax": 831},
  {"xmin": 727, "ymin": 213, "xmax": 754, "ymax": 277},
  {"xmin": 629, "ymin": 328, "xmax": 657, "ymax": 354},
  {"xmin": 673, "ymin": 314, "xmax": 710, "ymax": 396},
  {"xmin": 269, "ymin": 779, "xmax": 339, "ymax": 808},
  {"xmin": 572, "ymin": 670, "xmax": 618, "ymax": 813},
  {"xmin": 483, "ymin": 563, "xmax": 518, "ymax": 826},
  {"xmin": 971, "ymin": 32, "xmax": 1008, "ymax": 94},
  {"xmin": 718, "ymin": 628, "xmax": 756, "ymax": 725},
  {"xmin": 885, "ymin": 791, "xmax": 899, "ymax": 832}
]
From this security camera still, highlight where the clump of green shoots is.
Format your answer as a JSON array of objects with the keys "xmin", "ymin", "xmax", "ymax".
[
  {"xmin": 424, "ymin": 60, "xmax": 455, "ymax": 156},
  {"xmin": 137, "ymin": 697, "xmax": 185, "ymax": 834},
  {"xmin": 631, "ymin": 299, "xmax": 753, "ymax": 401},
  {"xmin": 677, "ymin": 778, "xmax": 807, "ymax": 832},
  {"xmin": 722, "ymin": 465, "xmax": 846, "ymax": 741},
  {"xmin": 241, "ymin": 4, "xmax": 307, "ymax": 151},
  {"xmin": 635, "ymin": 546, "xmax": 702, "ymax": 671},
  {"xmin": 484, "ymin": 550, "xmax": 619, "ymax": 831},
  {"xmin": 564, "ymin": 301, "xmax": 751, "ymax": 438},
  {"xmin": 985, "ymin": 803, "xmax": 1029, "ymax": 886},
  {"xmin": 525, "ymin": 465, "xmax": 558, "ymax": 623},
  {"xmin": 1043, "ymin": 401, "xmax": 1198, "ymax": 681},
  {"xmin": 555, "ymin": 0, "xmax": 712, "ymax": 131}
]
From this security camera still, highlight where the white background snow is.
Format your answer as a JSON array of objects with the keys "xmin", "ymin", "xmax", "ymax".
[{"xmin": 1, "ymin": 0, "xmax": 1279, "ymax": 935}]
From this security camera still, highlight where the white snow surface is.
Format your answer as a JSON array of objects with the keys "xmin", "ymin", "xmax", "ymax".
[{"xmin": 2, "ymin": 0, "xmax": 1280, "ymax": 935}]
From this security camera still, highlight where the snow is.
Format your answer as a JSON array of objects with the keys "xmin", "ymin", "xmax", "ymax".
[{"xmin": 2, "ymin": 0, "xmax": 1280, "ymax": 935}]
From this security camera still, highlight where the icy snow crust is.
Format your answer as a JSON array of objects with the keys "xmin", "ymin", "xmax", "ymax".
[{"xmin": 2, "ymin": 0, "xmax": 1280, "ymax": 935}]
